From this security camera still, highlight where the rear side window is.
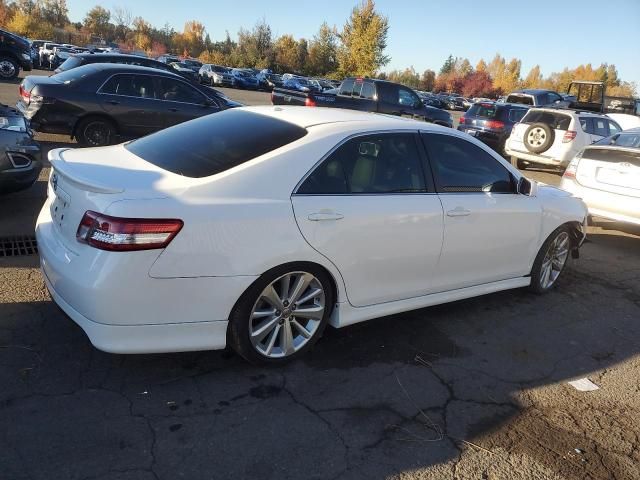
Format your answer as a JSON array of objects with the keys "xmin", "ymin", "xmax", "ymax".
[
  {"xmin": 125, "ymin": 110, "xmax": 307, "ymax": 178},
  {"xmin": 508, "ymin": 108, "xmax": 527, "ymax": 122},
  {"xmin": 521, "ymin": 110, "xmax": 571, "ymax": 130},
  {"xmin": 298, "ymin": 133, "xmax": 427, "ymax": 194},
  {"xmin": 361, "ymin": 82, "xmax": 375, "ymax": 100},
  {"xmin": 100, "ymin": 74, "xmax": 155, "ymax": 98},
  {"xmin": 592, "ymin": 118, "xmax": 609, "ymax": 137},
  {"xmin": 339, "ymin": 79, "xmax": 354, "ymax": 96},
  {"xmin": 423, "ymin": 133, "xmax": 514, "ymax": 193}
]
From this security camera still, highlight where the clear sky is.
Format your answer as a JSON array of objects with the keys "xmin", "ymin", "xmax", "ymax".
[{"xmin": 67, "ymin": 0, "xmax": 640, "ymax": 85}]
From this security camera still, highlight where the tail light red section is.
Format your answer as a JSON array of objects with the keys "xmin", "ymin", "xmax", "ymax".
[
  {"xmin": 485, "ymin": 120, "xmax": 505, "ymax": 130},
  {"xmin": 305, "ymin": 97, "xmax": 317, "ymax": 107},
  {"xmin": 458, "ymin": 117, "xmax": 466, "ymax": 125},
  {"xmin": 76, "ymin": 211, "xmax": 183, "ymax": 252},
  {"xmin": 563, "ymin": 130, "xmax": 577, "ymax": 143},
  {"xmin": 19, "ymin": 85, "xmax": 30, "ymax": 104}
]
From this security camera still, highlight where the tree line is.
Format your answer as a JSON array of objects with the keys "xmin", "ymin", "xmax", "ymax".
[
  {"xmin": 0, "ymin": 0, "xmax": 635, "ymax": 97},
  {"xmin": 382, "ymin": 54, "xmax": 636, "ymax": 98}
]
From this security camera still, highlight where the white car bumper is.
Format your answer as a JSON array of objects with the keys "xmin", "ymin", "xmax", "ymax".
[
  {"xmin": 560, "ymin": 178, "xmax": 640, "ymax": 226},
  {"xmin": 36, "ymin": 202, "xmax": 257, "ymax": 354}
]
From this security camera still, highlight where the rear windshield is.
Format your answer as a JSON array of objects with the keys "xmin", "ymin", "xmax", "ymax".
[
  {"xmin": 51, "ymin": 64, "xmax": 96, "ymax": 84},
  {"xmin": 521, "ymin": 110, "xmax": 571, "ymax": 130},
  {"xmin": 467, "ymin": 104, "xmax": 500, "ymax": 119},
  {"xmin": 595, "ymin": 132, "xmax": 640, "ymax": 149},
  {"xmin": 125, "ymin": 109, "xmax": 308, "ymax": 178},
  {"xmin": 57, "ymin": 56, "xmax": 82, "ymax": 72},
  {"xmin": 506, "ymin": 94, "xmax": 534, "ymax": 105}
]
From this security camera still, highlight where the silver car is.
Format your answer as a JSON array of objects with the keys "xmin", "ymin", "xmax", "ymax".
[{"xmin": 561, "ymin": 128, "xmax": 640, "ymax": 226}]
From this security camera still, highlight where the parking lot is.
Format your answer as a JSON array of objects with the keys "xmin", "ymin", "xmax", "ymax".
[{"xmin": 1, "ymin": 70, "xmax": 640, "ymax": 480}]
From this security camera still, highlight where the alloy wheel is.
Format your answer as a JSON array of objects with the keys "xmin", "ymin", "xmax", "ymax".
[
  {"xmin": 83, "ymin": 121, "xmax": 111, "ymax": 146},
  {"xmin": 527, "ymin": 127, "xmax": 547, "ymax": 148},
  {"xmin": 249, "ymin": 271, "xmax": 325, "ymax": 358},
  {"xmin": 0, "ymin": 60, "xmax": 16, "ymax": 78},
  {"xmin": 539, "ymin": 232, "xmax": 570, "ymax": 289}
]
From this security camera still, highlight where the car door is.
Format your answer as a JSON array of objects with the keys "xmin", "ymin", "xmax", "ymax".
[
  {"xmin": 291, "ymin": 132, "xmax": 444, "ymax": 307},
  {"xmin": 97, "ymin": 73, "xmax": 164, "ymax": 136},
  {"xmin": 155, "ymin": 76, "xmax": 219, "ymax": 128},
  {"xmin": 422, "ymin": 132, "xmax": 541, "ymax": 291}
]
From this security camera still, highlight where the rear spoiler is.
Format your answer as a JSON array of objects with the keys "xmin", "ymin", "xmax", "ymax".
[{"xmin": 48, "ymin": 148, "xmax": 124, "ymax": 194}]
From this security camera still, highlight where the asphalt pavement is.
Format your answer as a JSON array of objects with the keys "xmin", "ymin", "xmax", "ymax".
[{"xmin": 1, "ymin": 69, "xmax": 639, "ymax": 480}]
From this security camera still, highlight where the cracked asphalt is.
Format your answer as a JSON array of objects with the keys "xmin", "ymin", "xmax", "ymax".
[{"xmin": 1, "ymin": 72, "xmax": 640, "ymax": 480}]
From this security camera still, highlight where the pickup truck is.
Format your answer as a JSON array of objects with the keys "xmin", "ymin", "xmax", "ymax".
[{"xmin": 271, "ymin": 77, "xmax": 453, "ymax": 127}]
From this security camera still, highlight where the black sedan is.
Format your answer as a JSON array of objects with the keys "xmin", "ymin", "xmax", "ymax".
[
  {"xmin": 17, "ymin": 64, "xmax": 240, "ymax": 147},
  {"xmin": 0, "ymin": 104, "xmax": 41, "ymax": 195}
]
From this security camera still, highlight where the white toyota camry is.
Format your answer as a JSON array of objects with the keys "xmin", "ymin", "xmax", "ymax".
[{"xmin": 36, "ymin": 106, "xmax": 587, "ymax": 363}]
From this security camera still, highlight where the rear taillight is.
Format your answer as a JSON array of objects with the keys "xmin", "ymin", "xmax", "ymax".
[
  {"xmin": 305, "ymin": 97, "xmax": 317, "ymax": 107},
  {"xmin": 485, "ymin": 120, "xmax": 505, "ymax": 130},
  {"xmin": 562, "ymin": 130, "xmax": 577, "ymax": 143},
  {"xmin": 76, "ymin": 211, "xmax": 183, "ymax": 252},
  {"xmin": 458, "ymin": 117, "xmax": 466, "ymax": 125},
  {"xmin": 19, "ymin": 85, "xmax": 30, "ymax": 104},
  {"xmin": 563, "ymin": 151, "xmax": 583, "ymax": 179},
  {"xmin": 270, "ymin": 91, "xmax": 274, "ymax": 104}
]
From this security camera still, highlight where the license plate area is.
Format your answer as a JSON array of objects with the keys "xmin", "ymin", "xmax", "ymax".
[
  {"xmin": 596, "ymin": 167, "xmax": 640, "ymax": 190},
  {"xmin": 50, "ymin": 187, "xmax": 71, "ymax": 231},
  {"xmin": 466, "ymin": 129, "xmax": 478, "ymax": 136}
]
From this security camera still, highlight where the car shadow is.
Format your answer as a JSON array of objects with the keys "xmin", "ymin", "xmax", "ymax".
[{"xmin": 1, "ymin": 227, "xmax": 639, "ymax": 478}]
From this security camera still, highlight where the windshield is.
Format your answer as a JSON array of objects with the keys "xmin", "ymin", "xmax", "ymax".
[
  {"xmin": 595, "ymin": 132, "xmax": 640, "ymax": 148},
  {"xmin": 467, "ymin": 104, "xmax": 500, "ymax": 119},
  {"xmin": 521, "ymin": 110, "xmax": 571, "ymax": 130},
  {"xmin": 57, "ymin": 56, "xmax": 82, "ymax": 72},
  {"xmin": 52, "ymin": 64, "xmax": 96, "ymax": 84},
  {"xmin": 235, "ymin": 70, "xmax": 254, "ymax": 78},
  {"xmin": 125, "ymin": 109, "xmax": 307, "ymax": 178},
  {"xmin": 506, "ymin": 94, "xmax": 534, "ymax": 105},
  {"xmin": 268, "ymin": 74, "xmax": 282, "ymax": 81}
]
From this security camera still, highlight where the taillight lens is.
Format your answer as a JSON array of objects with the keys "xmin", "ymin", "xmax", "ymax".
[
  {"xmin": 485, "ymin": 120, "xmax": 505, "ymax": 130},
  {"xmin": 270, "ymin": 91, "xmax": 274, "ymax": 104},
  {"xmin": 458, "ymin": 117, "xmax": 466, "ymax": 125},
  {"xmin": 563, "ymin": 151, "xmax": 583, "ymax": 179},
  {"xmin": 19, "ymin": 85, "xmax": 30, "ymax": 104},
  {"xmin": 76, "ymin": 211, "xmax": 183, "ymax": 252},
  {"xmin": 305, "ymin": 97, "xmax": 317, "ymax": 107},
  {"xmin": 563, "ymin": 130, "xmax": 577, "ymax": 143}
]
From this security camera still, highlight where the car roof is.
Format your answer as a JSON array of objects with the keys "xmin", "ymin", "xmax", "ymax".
[
  {"xmin": 525, "ymin": 107, "xmax": 609, "ymax": 116},
  {"xmin": 242, "ymin": 105, "xmax": 452, "ymax": 132},
  {"xmin": 77, "ymin": 63, "xmax": 183, "ymax": 78},
  {"xmin": 75, "ymin": 53, "xmax": 157, "ymax": 61}
]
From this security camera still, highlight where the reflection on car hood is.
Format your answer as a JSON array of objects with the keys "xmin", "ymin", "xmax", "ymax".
[{"xmin": 537, "ymin": 183, "xmax": 572, "ymax": 198}]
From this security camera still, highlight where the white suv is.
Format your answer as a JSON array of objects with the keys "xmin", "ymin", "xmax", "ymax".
[{"xmin": 505, "ymin": 108, "xmax": 622, "ymax": 170}]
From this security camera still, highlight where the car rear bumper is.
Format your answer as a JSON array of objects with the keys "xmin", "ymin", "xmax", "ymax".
[
  {"xmin": 560, "ymin": 178, "xmax": 640, "ymax": 226},
  {"xmin": 505, "ymin": 147, "xmax": 569, "ymax": 168},
  {"xmin": 36, "ymin": 201, "xmax": 257, "ymax": 353},
  {"xmin": 0, "ymin": 159, "xmax": 42, "ymax": 194},
  {"xmin": 458, "ymin": 127, "xmax": 506, "ymax": 150}
]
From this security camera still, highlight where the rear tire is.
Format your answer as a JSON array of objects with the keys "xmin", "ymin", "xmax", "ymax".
[
  {"xmin": 228, "ymin": 263, "xmax": 335, "ymax": 364},
  {"xmin": 510, "ymin": 156, "xmax": 525, "ymax": 170},
  {"xmin": 528, "ymin": 226, "xmax": 571, "ymax": 294},
  {"xmin": 0, "ymin": 57, "xmax": 19, "ymax": 80},
  {"xmin": 75, "ymin": 117, "xmax": 116, "ymax": 147}
]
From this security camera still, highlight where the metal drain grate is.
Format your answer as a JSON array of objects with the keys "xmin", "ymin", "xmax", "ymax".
[{"xmin": 0, "ymin": 235, "xmax": 39, "ymax": 257}]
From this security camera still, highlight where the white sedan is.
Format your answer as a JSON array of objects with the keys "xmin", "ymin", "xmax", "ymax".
[{"xmin": 36, "ymin": 106, "xmax": 588, "ymax": 363}]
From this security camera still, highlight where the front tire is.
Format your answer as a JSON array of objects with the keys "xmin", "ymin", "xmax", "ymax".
[
  {"xmin": 0, "ymin": 57, "xmax": 19, "ymax": 80},
  {"xmin": 529, "ymin": 226, "xmax": 571, "ymax": 293},
  {"xmin": 75, "ymin": 117, "xmax": 116, "ymax": 147},
  {"xmin": 510, "ymin": 156, "xmax": 525, "ymax": 170},
  {"xmin": 228, "ymin": 263, "xmax": 334, "ymax": 364}
]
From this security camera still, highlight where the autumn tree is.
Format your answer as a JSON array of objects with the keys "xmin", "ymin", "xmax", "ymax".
[
  {"xmin": 273, "ymin": 35, "xmax": 299, "ymax": 72},
  {"xmin": 419, "ymin": 69, "xmax": 436, "ymax": 91},
  {"xmin": 83, "ymin": 6, "xmax": 111, "ymax": 39},
  {"xmin": 461, "ymin": 71, "xmax": 495, "ymax": 98},
  {"xmin": 439, "ymin": 54, "xmax": 455, "ymax": 75},
  {"xmin": 455, "ymin": 58, "xmax": 472, "ymax": 77},
  {"xmin": 307, "ymin": 22, "xmax": 338, "ymax": 76},
  {"xmin": 41, "ymin": 0, "xmax": 69, "ymax": 28},
  {"xmin": 337, "ymin": 0, "xmax": 389, "ymax": 77},
  {"xmin": 475, "ymin": 59, "xmax": 487, "ymax": 73},
  {"xmin": 523, "ymin": 65, "xmax": 542, "ymax": 88},
  {"xmin": 297, "ymin": 38, "xmax": 309, "ymax": 73}
]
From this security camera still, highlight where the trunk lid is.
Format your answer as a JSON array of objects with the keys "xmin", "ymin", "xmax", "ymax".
[
  {"xmin": 46, "ymin": 145, "xmax": 191, "ymax": 252},
  {"xmin": 576, "ymin": 147, "xmax": 640, "ymax": 198}
]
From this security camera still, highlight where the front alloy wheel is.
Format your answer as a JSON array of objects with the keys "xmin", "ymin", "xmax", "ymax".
[
  {"xmin": 529, "ymin": 228, "xmax": 571, "ymax": 293},
  {"xmin": 228, "ymin": 264, "xmax": 334, "ymax": 364}
]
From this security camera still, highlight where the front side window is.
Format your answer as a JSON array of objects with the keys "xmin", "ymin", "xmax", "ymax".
[
  {"xmin": 607, "ymin": 120, "xmax": 621, "ymax": 136},
  {"xmin": 423, "ymin": 133, "xmax": 515, "ymax": 193},
  {"xmin": 298, "ymin": 133, "xmax": 427, "ymax": 195},
  {"xmin": 100, "ymin": 74, "xmax": 155, "ymax": 98},
  {"xmin": 361, "ymin": 82, "xmax": 375, "ymax": 100},
  {"xmin": 156, "ymin": 77, "xmax": 206, "ymax": 104}
]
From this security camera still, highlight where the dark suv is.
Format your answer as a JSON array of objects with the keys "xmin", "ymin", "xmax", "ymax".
[
  {"xmin": 0, "ymin": 29, "xmax": 33, "ymax": 80},
  {"xmin": 458, "ymin": 102, "xmax": 529, "ymax": 155}
]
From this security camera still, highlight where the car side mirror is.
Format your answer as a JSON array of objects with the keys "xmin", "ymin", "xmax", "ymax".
[{"xmin": 518, "ymin": 177, "xmax": 537, "ymax": 196}]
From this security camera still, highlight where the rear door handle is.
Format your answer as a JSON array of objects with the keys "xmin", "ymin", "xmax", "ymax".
[
  {"xmin": 308, "ymin": 212, "xmax": 344, "ymax": 222},
  {"xmin": 168, "ymin": 108, "xmax": 179, "ymax": 112},
  {"xmin": 447, "ymin": 208, "xmax": 471, "ymax": 217},
  {"xmin": 106, "ymin": 100, "xmax": 119, "ymax": 105}
]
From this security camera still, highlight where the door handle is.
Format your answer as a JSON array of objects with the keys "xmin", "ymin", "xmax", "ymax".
[
  {"xmin": 106, "ymin": 100, "xmax": 119, "ymax": 105},
  {"xmin": 308, "ymin": 212, "xmax": 344, "ymax": 222},
  {"xmin": 447, "ymin": 207, "xmax": 471, "ymax": 217},
  {"xmin": 168, "ymin": 108, "xmax": 179, "ymax": 112}
]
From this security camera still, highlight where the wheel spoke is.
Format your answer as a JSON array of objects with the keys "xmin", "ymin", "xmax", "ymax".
[
  {"xmin": 292, "ymin": 305, "xmax": 324, "ymax": 320},
  {"xmin": 281, "ymin": 320, "xmax": 295, "ymax": 355},
  {"xmin": 252, "ymin": 309, "xmax": 275, "ymax": 319},
  {"xmin": 251, "ymin": 316, "xmax": 280, "ymax": 341},
  {"xmin": 541, "ymin": 262, "xmax": 552, "ymax": 288},
  {"xmin": 291, "ymin": 319, "xmax": 312, "ymax": 339},
  {"xmin": 552, "ymin": 257, "xmax": 564, "ymax": 270},
  {"xmin": 264, "ymin": 324, "xmax": 281, "ymax": 356},
  {"xmin": 296, "ymin": 288, "xmax": 323, "ymax": 305},
  {"xmin": 261, "ymin": 285, "xmax": 284, "ymax": 310},
  {"xmin": 289, "ymin": 273, "xmax": 313, "ymax": 303},
  {"xmin": 280, "ymin": 274, "xmax": 291, "ymax": 301}
]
